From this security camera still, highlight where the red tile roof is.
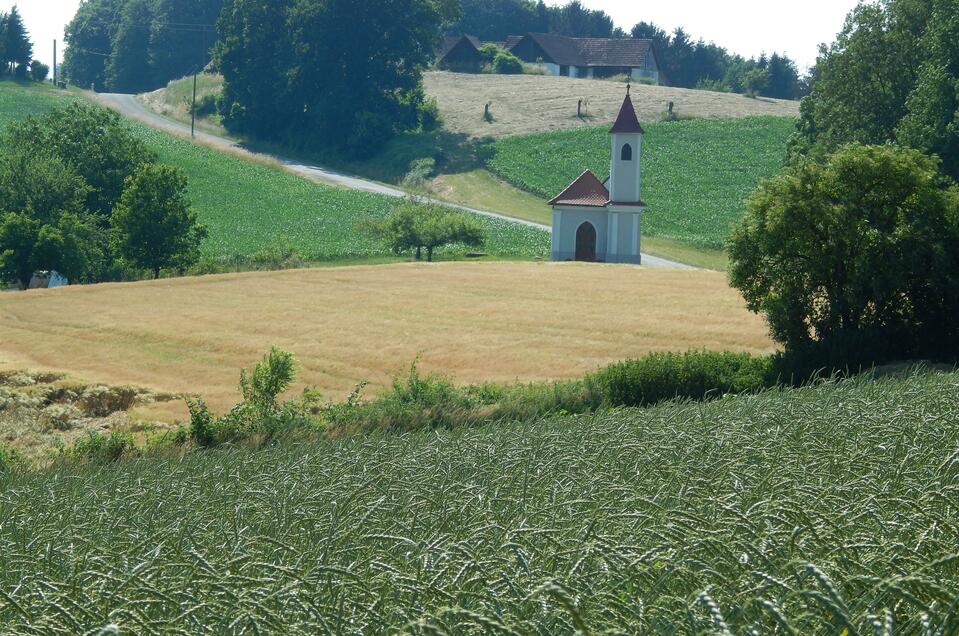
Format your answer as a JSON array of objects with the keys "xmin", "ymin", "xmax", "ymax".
[
  {"xmin": 549, "ymin": 170, "xmax": 610, "ymax": 207},
  {"xmin": 611, "ymin": 93, "xmax": 644, "ymax": 134}
]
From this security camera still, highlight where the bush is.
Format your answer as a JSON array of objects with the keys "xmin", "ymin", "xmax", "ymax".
[
  {"xmin": 71, "ymin": 432, "xmax": 137, "ymax": 463},
  {"xmin": 0, "ymin": 444, "xmax": 25, "ymax": 474},
  {"xmin": 30, "ymin": 61, "xmax": 50, "ymax": 83},
  {"xmin": 419, "ymin": 97, "xmax": 442, "ymax": 132},
  {"xmin": 590, "ymin": 351, "xmax": 772, "ymax": 407},
  {"xmin": 492, "ymin": 51, "xmax": 524, "ymax": 75},
  {"xmin": 187, "ymin": 348, "xmax": 322, "ymax": 447},
  {"xmin": 191, "ymin": 93, "xmax": 219, "ymax": 118}
]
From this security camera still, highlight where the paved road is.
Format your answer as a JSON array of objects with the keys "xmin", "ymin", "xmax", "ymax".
[{"xmin": 93, "ymin": 92, "xmax": 690, "ymax": 269}]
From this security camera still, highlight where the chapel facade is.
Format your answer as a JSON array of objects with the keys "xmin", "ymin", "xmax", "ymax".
[{"xmin": 550, "ymin": 88, "xmax": 645, "ymax": 264}]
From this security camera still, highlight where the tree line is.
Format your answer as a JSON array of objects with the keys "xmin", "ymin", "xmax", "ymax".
[
  {"xmin": 447, "ymin": 0, "xmax": 620, "ymax": 40},
  {"xmin": 447, "ymin": 0, "xmax": 805, "ymax": 100},
  {"xmin": 63, "ymin": 0, "xmax": 223, "ymax": 93},
  {"xmin": 0, "ymin": 104, "xmax": 206, "ymax": 288}
]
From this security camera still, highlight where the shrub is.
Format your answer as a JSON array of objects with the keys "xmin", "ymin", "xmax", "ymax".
[
  {"xmin": 71, "ymin": 432, "xmax": 137, "ymax": 463},
  {"xmin": 30, "ymin": 61, "xmax": 50, "ymax": 83},
  {"xmin": 419, "ymin": 97, "xmax": 442, "ymax": 132},
  {"xmin": 192, "ymin": 93, "xmax": 219, "ymax": 118},
  {"xmin": 590, "ymin": 351, "xmax": 773, "ymax": 407},
  {"xmin": 492, "ymin": 51, "xmax": 524, "ymax": 75},
  {"xmin": 186, "ymin": 348, "xmax": 322, "ymax": 447},
  {"xmin": 479, "ymin": 43, "xmax": 501, "ymax": 65},
  {"xmin": 0, "ymin": 444, "xmax": 25, "ymax": 474}
]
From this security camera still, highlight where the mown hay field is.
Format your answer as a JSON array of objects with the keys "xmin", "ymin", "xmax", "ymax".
[
  {"xmin": 2, "ymin": 370, "xmax": 958, "ymax": 633},
  {"xmin": 424, "ymin": 71, "xmax": 800, "ymax": 138},
  {"xmin": 0, "ymin": 81, "xmax": 549, "ymax": 263},
  {"xmin": 489, "ymin": 117, "xmax": 797, "ymax": 249},
  {"xmin": 0, "ymin": 263, "xmax": 773, "ymax": 418}
]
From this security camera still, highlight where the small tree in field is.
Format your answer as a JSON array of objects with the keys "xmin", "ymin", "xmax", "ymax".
[
  {"xmin": 728, "ymin": 143, "xmax": 959, "ymax": 361},
  {"xmin": 369, "ymin": 200, "xmax": 485, "ymax": 262},
  {"xmin": 112, "ymin": 164, "xmax": 207, "ymax": 279}
]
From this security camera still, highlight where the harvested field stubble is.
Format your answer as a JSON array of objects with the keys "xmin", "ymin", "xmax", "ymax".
[
  {"xmin": 0, "ymin": 263, "xmax": 773, "ymax": 417},
  {"xmin": 424, "ymin": 71, "xmax": 800, "ymax": 138}
]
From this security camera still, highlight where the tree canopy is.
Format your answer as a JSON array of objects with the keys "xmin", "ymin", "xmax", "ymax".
[
  {"xmin": 64, "ymin": 0, "xmax": 222, "ymax": 92},
  {"xmin": 793, "ymin": 0, "xmax": 959, "ymax": 178},
  {"xmin": 447, "ymin": 0, "xmax": 617, "ymax": 40},
  {"xmin": 0, "ymin": 104, "xmax": 204, "ymax": 287},
  {"xmin": 216, "ymin": 0, "xmax": 459, "ymax": 156},
  {"xmin": 728, "ymin": 144, "xmax": 959, "ymax": 360}
]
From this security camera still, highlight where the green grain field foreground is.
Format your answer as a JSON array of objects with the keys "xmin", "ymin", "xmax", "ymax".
[
  {"xmin": 488, "ymin": 117, "xmax": 796, "ymax": 250},
  {"xmin": 0, "ymin": 82, "xmax": 549, "ymax": 263},
  {"xmin": 2, "ymin": 370, "xmax": 958, "ymax": 634}
]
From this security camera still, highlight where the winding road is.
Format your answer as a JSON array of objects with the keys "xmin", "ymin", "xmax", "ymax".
[{"xmin": 93, "ymin": 92, "xmax": 690, "ymax": 269}]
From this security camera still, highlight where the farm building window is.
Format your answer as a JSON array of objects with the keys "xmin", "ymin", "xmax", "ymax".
[{"xmin": 621, "ymin": 144, "xmax": 633, "ymax": 161}]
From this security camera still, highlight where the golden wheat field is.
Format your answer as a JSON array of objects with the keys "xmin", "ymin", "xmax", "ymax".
[{"xmin": 0, "ymin": 263, "xmax": 773, "ymax": 420}]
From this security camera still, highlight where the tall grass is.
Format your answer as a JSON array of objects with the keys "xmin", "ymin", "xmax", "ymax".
[{"xmin": 1, "ymin": 370, "xmax": 958, "ymax": 633}]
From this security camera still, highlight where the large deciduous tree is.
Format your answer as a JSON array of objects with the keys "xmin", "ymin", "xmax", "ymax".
[
  {"xmin": 5, "ymin": 103, "xmax": 155, "ymax": 218},
  {"xmin": 105, "ymin": 0, "xmax": 155, "ymax": 94},
  {"xmin": 217, "ymin": 0, "xmax": 460, "ymax": 156},
  {"xmin": 112, "ymin": 164, "xmax": 207, "ymax": 279},
  {"xmin": 794, "ymin": 0, "xmax": 959, "ymax": 178},
  {"xmin": 728, "ymin": 144, "xmax": 959, "ymax": 359}
]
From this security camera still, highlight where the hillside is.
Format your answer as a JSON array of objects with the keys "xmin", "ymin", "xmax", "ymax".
[
  {"xmin": 0, "ymin": 81, "xmax": 548, "ymax": 266},
  {"xmin": 0, "ymin": 263, "xmax": 772, "ymax": 420},
  {"xmin": 489, "ymin": 117, "xmax": 797, "ymax": 249},
  {"xmin": 2, "ymin": 369, "xmax": 957, "ymax": 632},
  {"xmin": 425, "ymin": 71, "xmax": 801, "ymax": 138}
]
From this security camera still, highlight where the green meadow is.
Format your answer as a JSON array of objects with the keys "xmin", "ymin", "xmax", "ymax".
[
  {"xmin": 488, "ymin": 116, "xmax": 797, "ymax": 249},
  {"xmin": 0, "ymin": 81, "xmax": 549, "ymax": 263}
]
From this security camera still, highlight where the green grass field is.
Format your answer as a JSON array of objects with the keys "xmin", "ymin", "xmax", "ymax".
[
  {"xmin": 0, "ymin": 81, "xmax": 549, "ymax": 263},
  {"xmin": 2, "ymin": 369, "xmax": 957, "ymax": 633},
  {"xmin": 488, "ymin": 117, "xmax": 797, "ymax": 249}
]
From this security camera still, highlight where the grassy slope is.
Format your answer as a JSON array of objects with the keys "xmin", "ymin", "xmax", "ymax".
[
  {"xmin": 2, "ymin": 370, "xmax": 957, "ymax": 632},
  {"xmin": 0, "ymin": 263, "xmax": 771, "ymax": 423},
  {"xmin": 0, "ymin": 81, "xmax": 549, "ymax": 262},
  {"xmin": 489, "ymin": 117, "xmax": 797, "ymax": 250}
]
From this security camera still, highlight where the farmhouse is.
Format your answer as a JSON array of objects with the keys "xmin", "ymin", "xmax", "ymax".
[
  {"xmin": 550, "ymin": 88, "xmax": 644, "ymax": 264},
  {"xmin": 437, "ymin": 33, "xmax": 662, "ymax": 83}
]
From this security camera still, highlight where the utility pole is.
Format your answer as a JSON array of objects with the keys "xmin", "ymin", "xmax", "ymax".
[
  {"xmin": 53, "ymin": 40, "xmax": 57, "ymax": 86},
  {"xmin": 191, "ymin": 70, "xmax": 198, "ymax": 138}
]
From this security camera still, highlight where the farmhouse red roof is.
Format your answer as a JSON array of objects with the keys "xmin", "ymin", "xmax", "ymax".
[
  {"xmin": 549, "ymin": 170, "xmax": 610, "ymax": 207},
  {"xmin": 611, "ymin": 93, "xmax": 644, "ymax": 134}
]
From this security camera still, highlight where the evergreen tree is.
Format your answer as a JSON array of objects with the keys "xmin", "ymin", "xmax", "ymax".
[{"xmin": 2, "ymin": 6, "xmax": 32, "ymax": 76}]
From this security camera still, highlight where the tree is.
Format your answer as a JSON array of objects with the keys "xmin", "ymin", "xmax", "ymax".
[
  {"xmin": 105, "ymin": 0, "xmax": 155, "ymax": 93},
  {"xmin": 217, "ymin": 0, "xmax": 460, "ymax": 156},
  {"xmin": 791, "ymin": 0, "xmax": 959, "ymax": 179},
  {"xmin": 0, "ymin": 152, "xmax": 99, "ymax": 289},
  {"xmin": 112, "ymin": 164, "xmax": 207, "ymax": 278},
  {"xmin": 742, "ymin": 68, "xmax": 769, "ymax": 97},
  {"xmin": 2, "ymin": 6, "xmax": 32, "ymax": 76},
  {"xmin": 4, "ymin": 103, "xmax": 155, "ymax": 218},
  {"xmin": 63, "ymin": 0, "xmax": 126, "ymax": 90},
  {"xmin": 728, "ymin": 144, "xmax": 959, "ymax": 359},
  {"xmin": 371, "ymin": 201, "xmax": 485, "ymax": 262},
  {"xmin": 149, "ymin": 0, "xmax": 223, "ymax": 86},
  {"xmin": 30, "ymin": 60, "xmax": 48, "ymax": 82}
]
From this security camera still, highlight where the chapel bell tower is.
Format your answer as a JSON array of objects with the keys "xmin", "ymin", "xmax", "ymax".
[{"xmin": 608, "ymin": 84, "xmax": 644, "ymax": 205}]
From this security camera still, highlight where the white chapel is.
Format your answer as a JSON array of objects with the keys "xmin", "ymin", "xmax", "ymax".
[{"xmin": 550, "ymin": 87, "xmax": 645, "ymax": 263}]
